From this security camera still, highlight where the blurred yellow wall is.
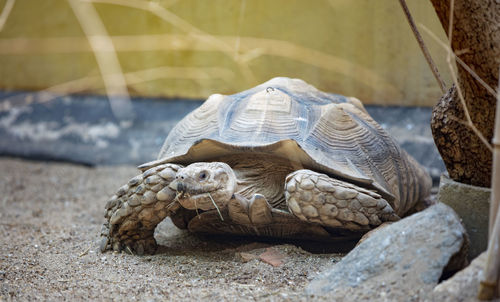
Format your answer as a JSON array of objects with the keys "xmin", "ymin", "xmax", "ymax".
[{"xmin": 0, "ymin": 0, "xmax": 450, "ymax": 106}]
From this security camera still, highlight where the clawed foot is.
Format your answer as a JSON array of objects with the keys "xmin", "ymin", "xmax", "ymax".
[
  {"xmin": 227, "ymin": 194, "xmax": 273, "ymax": 225},
  {"xmin": 100, "ymin": 163, "xmax": 183, "ymax": 254}
]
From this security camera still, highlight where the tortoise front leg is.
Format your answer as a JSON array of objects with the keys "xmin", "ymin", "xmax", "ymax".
[
  {"xmin": 187, "ymin": 193, "xmax": 330, "ymax": 240},
  {"xmin": 100, "ymin": 163, "xmax": 183, "ymax": 254},
  {"xmin": 227, "ymin": 193, "xmax": 273, "ymax": 225},
  {"xmin": 284, "ymin": 170, "xmax": 399, "ymax": 231}
]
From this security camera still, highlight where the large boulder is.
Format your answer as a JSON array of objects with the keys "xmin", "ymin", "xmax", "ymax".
[{"xmin": 306, "ymin": 203, "xmax": 468, "ymax": 300}]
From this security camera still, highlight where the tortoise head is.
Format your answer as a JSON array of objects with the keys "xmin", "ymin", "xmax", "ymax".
[{"xmin": 169, "ymin": 162, "xmax": 237, "ymax": 211}]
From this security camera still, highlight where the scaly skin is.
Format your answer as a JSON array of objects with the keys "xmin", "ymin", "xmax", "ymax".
[
  {"xmin": 101, "ymin": 163, "xmax": 402, "ymax": 254},
  {"xmin": 285, "ymin": 169, "xmax": 400, "ymax": 230},
  {"xmin": 100, "ymin": 163, "xmax": 183, "ymax": 254}
]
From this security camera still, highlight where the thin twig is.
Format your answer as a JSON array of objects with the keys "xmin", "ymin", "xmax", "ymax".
[
  {"xmin": 208, "ymin": 193, "xmax": 224, "ymax": 221},
  {"xmin": 478, "ymin": 68, "xmax": 500, "ymax": 300},
  {"xmin": 418, "ymin": 3, "xmax": 493, "ymax": 153},
  {"xmin": 398, "ymin": 0, "xmax": 446, "ymax": 93},
  {"xmin": 173, "ymin": 192, "xmax": 183, "ymax": 204},
  {"xmin": 193, "ymin": 195, "xmax": 201, "ymax": 219},
  {"xmin": 83, "ymin": 0, "xmax": 257, "ymax": 84},
  {"xmin": 233, "ymin": 0, "xmax": 247, "ymax": 60},
  {"xmin": 447, "ymin": 0, "xmax": 455, "ymax": 52},
  {"xmin": 125, "ymin": 245, "xmax": 135, "ymax": 255},
  {"xmin": 420, "ymin": 24, "xmax": 497, "ymax": 97},
  {"xmin": 79, "ymin": 244, "xmax": 91, "ymax": 257},
  {"xmin": 0, "ymin": 0, "xmax": 15, "ymax": 31},
  {"xmin": 432, "ymin": 1, "xmax": 499, "ymax": 297},
  {"xmin": 0, "ymin": 65, "xmax": 234, "ymax": 112},
  {"xmin": 0, "ymin": 34, "xmax": 400, "ymax": 97},
  {"xmin": 67, "ymin": 0, "xmax": 134, "ymax": 121},
  {"xmin": 447, "ymin": 61, "xmax": 493, "ymax": 151},
  {"xmin": 166, "ymin": 201, "xmax": 177, "ymax": 211}
]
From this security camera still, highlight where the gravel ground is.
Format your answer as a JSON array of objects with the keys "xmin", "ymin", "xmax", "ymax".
[
  {"xmin": 1, "ymin": 157, "xmax": 489, "ymax": 302},
  {"xmin": 0, "ymin": 158, "xmax": 344, "ymax": 301}
]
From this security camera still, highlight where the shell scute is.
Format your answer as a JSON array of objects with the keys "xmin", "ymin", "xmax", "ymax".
[{"xmin": 153, "ymin": 77, "xmax": 430, "ymax": 215}]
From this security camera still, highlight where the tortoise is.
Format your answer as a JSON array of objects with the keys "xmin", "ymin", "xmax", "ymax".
[{"xmin": 100, "ymin": 77, "xmax": 431, "ymax": 254}]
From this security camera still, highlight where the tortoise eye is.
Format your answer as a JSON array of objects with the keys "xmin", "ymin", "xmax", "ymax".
[{"xmin": 199, "ymin": 171, "xmax": 208, "ymax": 180}]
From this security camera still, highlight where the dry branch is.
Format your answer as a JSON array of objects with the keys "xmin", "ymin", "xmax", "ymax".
[
  {"xmin": 67, "ymin": 0, "xmax": 134, "ymax": 121},
  {"xmin": 398, "ymin": 0, "xmax": 446, "ymax": 93},
  {"xmin": 0, "ymin": 0, "xmax": 15, "ymax": 31},
  {"xmin": 478, "ymin": 70, "xmax": 500, "ymax": 300},
  {"xmin": 429, "ymin": 0, "xmax": 498, "ymax": 187}
]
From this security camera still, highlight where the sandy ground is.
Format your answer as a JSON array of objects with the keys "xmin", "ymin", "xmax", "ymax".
[
  {"xmin": 2, "ymin": 157, "xmax": 491, "ymax": 302},
  {"xmin": 0, "ymin": 158, "xmax": 345, "ymax": 301}
]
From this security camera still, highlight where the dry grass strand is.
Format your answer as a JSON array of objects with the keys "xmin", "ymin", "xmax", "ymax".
[
  {"xmin": 420, "ymin": 24, "xmax": 497, "ymax": 97},
  {"xmin": 67, "ymin": 0, "xmax": 134, "ymax": 121},
  {"xmin": 208, "ymin": 193, "xmax": 224, "ymax": 222},
  {"xmin": 398, "ymin": 0, "xmax": 446, "ymax": 93},
  {"xmin": 0, "ymin": 0, "xmax": 15, "ymax": 31},
  {"xmin": 417, "ymin": 25, "xmax": 494, "ymax": 152}
]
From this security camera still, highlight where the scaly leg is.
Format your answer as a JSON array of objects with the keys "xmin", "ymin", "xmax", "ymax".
[
  {"xmin": 100, "ymin": 163, "xmax": 183, "ymax": 254},
  {"xmin": 227, "ymin": 193, "xmax": 273, "ymax": 225},
  {"xmin": 285, "ymin": 169, "xmax": 399, "ymax": 231}
]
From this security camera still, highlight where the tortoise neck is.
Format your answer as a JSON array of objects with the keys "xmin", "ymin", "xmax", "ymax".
[{"xmin": 213, "ymin": 154, "xmax": 296, "ymax": 210}]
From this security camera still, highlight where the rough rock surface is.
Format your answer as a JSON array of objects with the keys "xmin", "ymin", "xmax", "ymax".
[
  {"xmin": 306, "ymin": 203, "xmax": 468, "ymax": 300},
  {"xmin": 437, "ymin": 174, "xmax": 490, "ymax": 260},
  {"xmin": 433, "ymin": 252, "xmax": 495, "ymax": 302}
]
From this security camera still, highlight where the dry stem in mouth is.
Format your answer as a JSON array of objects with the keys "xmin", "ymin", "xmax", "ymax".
[
  {"xmin": 172, "ymin": 190, "xmax": 224, "ymax": 221},
  {"xmin": 174, "ymin": 191, "xmax": 184, "ymax": 202},
  {"xmin": 193, "ymin": 196, "xmax": 201, "ymax": 219},
  {"xmin": 207, "ymin": 193, "xmax": 224, "ymax": 221},
  {"xmin": 166, "ymin": 199, "xmax": 179, "ymax": 211},
  {"xmin": 166, "ymin": 191, "xmax": 184, "ymax": 212}
]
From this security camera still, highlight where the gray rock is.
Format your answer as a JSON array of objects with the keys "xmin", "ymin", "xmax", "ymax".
[
  {"xmin": 437, "ymin": 174, "xmax": 490, "ymax": 260},
  {"xmin": 432, "ymin": 252, "xmax": 487, "ymax": 302},
  {"xmin": 306, "ymin": 203, "xmax": 468, "ymax": 300},
  {"xmin": 153, "ymin": 217, "xmax": 202, "ymax": 249}
]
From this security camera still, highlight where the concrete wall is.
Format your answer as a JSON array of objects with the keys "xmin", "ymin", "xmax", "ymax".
[{"xmin": 0, "ymin": 0, "xmax": 450, "ymax": 106}]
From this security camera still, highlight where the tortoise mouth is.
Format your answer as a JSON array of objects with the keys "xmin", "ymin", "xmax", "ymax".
[
  {"xmin": 175, "ymin": 192, "xmax": 227, "ymax": 222},
  {"xmin": 174, "ymin": 187, "xmax": 227, "ymax": 212},
  {"xmin": 169, "ymin": 180, "xmax": 219, "ymax": 206}
]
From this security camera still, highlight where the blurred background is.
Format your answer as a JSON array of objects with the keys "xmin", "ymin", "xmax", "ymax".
[{"xmin": 0, "ymin": 0, "xmax": 450, "ymax": 182}]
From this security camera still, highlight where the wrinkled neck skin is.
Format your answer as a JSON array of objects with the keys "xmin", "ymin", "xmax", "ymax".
[
  {"xmin": 170, "ymin": 155, "xmax": 296, "ymax": 211},
  {"xmin": 229, "ymin": 155, "xmax": 296, "ymax": 210}
]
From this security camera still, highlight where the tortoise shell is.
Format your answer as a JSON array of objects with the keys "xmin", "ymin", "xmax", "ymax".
[{"xmin": 141, "ymin": 77, "xmax": 430, "ymax": 215}]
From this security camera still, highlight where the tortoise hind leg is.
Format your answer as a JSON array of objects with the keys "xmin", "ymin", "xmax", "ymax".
[
  {"xmin": 100, "ymin": 163, "xmax": 182, "ymax": 254},
  {"xmin": 284, "ymin": 169, "xmax": 399, "ymax": 231}
]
